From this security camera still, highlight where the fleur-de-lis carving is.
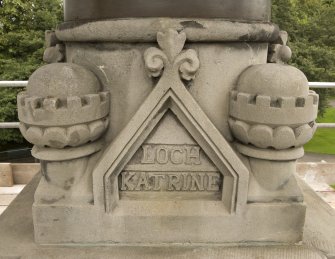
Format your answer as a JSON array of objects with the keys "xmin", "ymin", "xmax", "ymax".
[
  {"xmin": 144, "ymin": 29, "xmax": 200, "ymax": 84},
  {"xmin": 144, "ymin": 47, "xmax": 168, "ymax": 78},
  {"xmin": 157, "ymin": 30, "xmax": 186, "ymax": 62}
]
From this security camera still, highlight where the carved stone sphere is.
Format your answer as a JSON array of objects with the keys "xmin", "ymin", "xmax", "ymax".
[
  {"xmin": 237, "ymin": 64, "xmax": 309, "ymax": 97},
  {"xmin": 27, "ymin": 63, "xmax": 100, "ymax": 98},
  {"xmin": 229, "ymin": 63, "xmax": 318, "ymax": 150}
]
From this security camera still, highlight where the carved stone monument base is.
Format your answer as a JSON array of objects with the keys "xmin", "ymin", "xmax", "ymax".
[
  {"xmin": 0, "ymin": 175, "xmax": 334, "ymax": 258},
  {"xmin": 14, "ymin": 0, "xmax": 322, "ymax": 251}
]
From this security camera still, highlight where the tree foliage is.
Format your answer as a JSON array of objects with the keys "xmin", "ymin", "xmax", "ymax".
[
  {"xmin": 272, "ymin": 0, "xmax": 335, "ymax": 116},
  {"xmin": 0, "ymin": 0, "xmax": 62, "ymax": 145}
]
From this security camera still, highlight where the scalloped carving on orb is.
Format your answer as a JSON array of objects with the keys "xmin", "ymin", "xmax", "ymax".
[
  {"xmin": 295, "ymin": 123, "xmax": 317, "ymax": 146},
  {"xmin": 248, "ymin": 125, "xmax": 273, "ymax": 149},
  {"xmin": 272, "ymin": 126, "xmax": 296, "ymax": 150},
  {"xmin": 229, "ymin": 119, "xmax": 317, "ymax": 150},
  {"xmin": 229, "ymin": 120, "xmax": 250, "ymax": 144},
  {"xmin": 20, "ymin": 118, "xmax": 109, "ymax": 149},
  {"xmin": 44, "ymin": 127, "xmax": 68, "ymax": 148},
  {"xmin": 67, "ymin": 125, "xmax": 91, "ymax": 146}
]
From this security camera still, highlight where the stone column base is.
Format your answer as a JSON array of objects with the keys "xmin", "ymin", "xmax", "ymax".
[{"xmin": 0, "ymin": 174, "xmax": 334, "ymax": 258}]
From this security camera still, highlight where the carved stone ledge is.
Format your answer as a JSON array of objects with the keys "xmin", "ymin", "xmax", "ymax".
[{"xmin": 56, "ymin": 19, "xmax": 279, "ymax": 43}]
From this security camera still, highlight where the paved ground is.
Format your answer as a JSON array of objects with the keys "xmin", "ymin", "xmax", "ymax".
[
  {"xmin": 298, "ymin": 174, "xmax": 335, "ymax": 210},
  {"xmin": 299, "ymin": 152, "xmax": 335, "ymax": 163},
  {"xmin": 0, "ymin": 185, "xmax": 25, "ymax": 215}
]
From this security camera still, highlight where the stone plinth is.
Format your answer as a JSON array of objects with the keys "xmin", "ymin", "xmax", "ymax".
[
  {"xmin": 0, "ymin": 175, "xmax": 334, "ymax": 258},
  {"xmin": 15, "ymin": 0, "xmax": 321, "ymax": 249}
]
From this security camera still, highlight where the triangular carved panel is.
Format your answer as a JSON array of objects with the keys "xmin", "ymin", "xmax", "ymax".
[
  {"xmin": 92, "ymin": 30, "xmax": 249, "ymax": 215},
  {"xmin": 118, "ymin": 111, "xmax": 223, "ymax": 201}
]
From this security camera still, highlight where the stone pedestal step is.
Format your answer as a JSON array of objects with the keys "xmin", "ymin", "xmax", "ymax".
[
  {"xmin": 0, "ymin": 185, "xmax": 25, "ymax": 215},
  {"xmin": 0, "ymin": 175, "xmax": 334, "ymax": 258},
  {"xmin": 0, "ymin": 163, "xmax": 39, "ymax": 187}
]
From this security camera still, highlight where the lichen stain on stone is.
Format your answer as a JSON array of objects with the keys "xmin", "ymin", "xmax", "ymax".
[
  {"xmin": 180, "ymin": 21, "xmax": 205, "ymax": 29},
  {"xmin": 69, "ymin": 131, "xmax": 80, "ymax": 145},
  {"xmin": 49, "ymin": 140, "xmax": 64, "ymax": 149},
  {"xmin": 41, "ymin": 195, "xmax": 65, "ymax": 205},
  {"xmin": 94, "ymin": 43, "xmax": 134, "ymax": 52},
  {"xmin": 239, "ymin": 29, "xmax": 269, "ymax": 42},
  {"xmin": 277, "ymin": 178, "xmax": 291, "ymax": 191},
  {"xmin": 238, "ymin": 34, "xmax": 252, "ymax": 41},
  {"xmin": 239, "ymin": 28, "xmax": 278, "ymax": 42},
  {"xmin": 64, "ymin": 177, "xmax": 75, "ymax": 190}
]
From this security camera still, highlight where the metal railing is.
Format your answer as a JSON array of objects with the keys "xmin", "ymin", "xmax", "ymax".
[
  {"xmin": 0, "ymin": 81, "xmax": 27, "ymax": 129},
  {"xmin": 0, "ymin": 81, "xmax": 335, "ymax": 129},
  {"xmin": 309, "ymin": 82, "xmax": 335, "ymax": 135},
  {"xmin": 308, "ymin": 82, "xmax": 335, "ymax": 89},
  {"xmin": 0, "ymin": 122, "xmax": 20, "ymax": 129},
  {"xmin": 0, "ymin": 81, "xmax": 28, "ymax": 88}
]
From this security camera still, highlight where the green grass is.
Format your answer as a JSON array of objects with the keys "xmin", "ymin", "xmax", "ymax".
[
  {"xmin": 317, "ymin": 107, "xmax": 335, "ymax": 123},
  {"xmin": 304, "ymin": 106, "xmax": 335, "ymax": 155},
  {"xmin": 331, "ymin": 184, "xmax": 335, "ymax": 190},
  {"xmin": 304, "ymin": 128, "xmax": 335, "ymax": 154}
]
